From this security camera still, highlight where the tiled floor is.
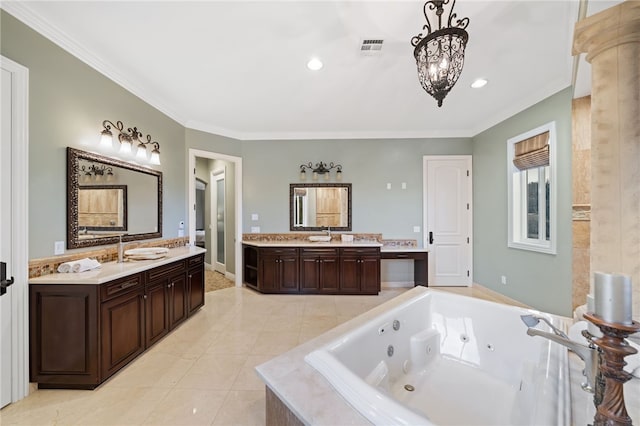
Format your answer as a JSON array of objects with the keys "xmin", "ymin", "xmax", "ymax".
[{"xmin": 0, "ymin": 285, "xmax": 524, "ymax": 425}]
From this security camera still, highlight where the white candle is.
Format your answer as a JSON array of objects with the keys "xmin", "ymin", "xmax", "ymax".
[
  {"xmin": 586, "ymin": 294, "xmax": 603, "ymax": 337},
  {"xmin": 593, "ymin": 272, "xmax": 633, "ymax": 325}
]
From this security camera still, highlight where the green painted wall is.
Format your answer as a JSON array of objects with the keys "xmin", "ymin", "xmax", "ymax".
[
  {"xmin": 472, "ymin": 87, "xmax": 573, "ymax": 316},
  {"xmin": 1, "ymin": 10, "xmax": 186, "ymax": 259},
  {"xmin": 242, "ymin": 138, "xmax": 472, "ymax": 236}
]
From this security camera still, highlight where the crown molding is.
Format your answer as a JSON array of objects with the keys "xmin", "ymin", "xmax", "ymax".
[{"xmin": 1, "ymin": 2, "xmax": 187, "ymax": 127}]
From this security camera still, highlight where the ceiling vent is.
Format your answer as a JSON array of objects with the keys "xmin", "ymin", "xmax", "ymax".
[{"xmin": 360, "ymin": 39, "xmax": 384, "ymax": 56}]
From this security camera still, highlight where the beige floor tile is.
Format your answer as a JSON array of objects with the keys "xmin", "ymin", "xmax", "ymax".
[
  {"xmin": 251, "ymin": 330, "xmax": 300, "ymax": 355},
  {"xmin": 207, "ymin": 330, "xmax": 260, "ymax": 355},
  {"xmin": 106, "ymin": 351, "xmax": 195, "ymax": 389},
  {"xmin": 141, "ymin": 388, "xmax": 228, "ymax": 426},
  {"xmin": 211, "ymin": 390, "xmax": 266, "ymax": 426},
  {"xmin": 175, "ymin": 354, "xmax": 246, "ymax": 390},
  {"xmin": 74, "ymin": 386, "xmax": 170, "ymax": 425},
  {"xmin": 232, "ymin": 354, "xmax": 275, "ymax": 391}
]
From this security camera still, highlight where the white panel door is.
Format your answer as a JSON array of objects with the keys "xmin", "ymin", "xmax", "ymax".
[
  {"xmin": 424, "ymin": 156, "xmax": 472, "ymax": 286},
  {"xmin": 0, "ymin": 67, "xmax": 13, "ymax": 409}
]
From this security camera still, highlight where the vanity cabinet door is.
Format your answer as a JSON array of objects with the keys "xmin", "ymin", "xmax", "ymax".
[
  {"xmin": 300, "ymin": 248, "xmax": 339, "ymax": 293},
  {"xmin": 145, "ymin": 280, "xmax": 169, "ymax": 347},
  {"xmin": 168, "ymin": 273, "xmax": 187, "ymax": 329},
  {"xmin": 339, "ymin": 248, "xmax": 381, "ymax": 294},
  {"xmin": 29, "ymin": 284, "xmax": 100, "ymax": 388},
  {"xmin": 187, "ymin": 263, "xmax": 205, "ymax": 316},
  {"xmin": 258, "ymin": 248, "xmax": 299, "ymax": 293},
  {"xmin": 100, "ymin": 287, "xmax": 145, "ymax": 380}
]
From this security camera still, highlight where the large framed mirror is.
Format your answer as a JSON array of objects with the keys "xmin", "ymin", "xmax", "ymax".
[
  {"xmin": 290, "ymin": 183, "xmax": 352, "ymax": 231},
  {"xmin": 67, "ymin": 147, "xmax": 162, "ymax": 248}
]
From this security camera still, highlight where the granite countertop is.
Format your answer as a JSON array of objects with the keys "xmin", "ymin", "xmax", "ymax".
[
  {"xmin": 29, "ymin": 246, "xmax": 206, "ymax": 285},
  {"xmin": 242, "ymin": 240, "xmax": 383, "ymax": 248}
]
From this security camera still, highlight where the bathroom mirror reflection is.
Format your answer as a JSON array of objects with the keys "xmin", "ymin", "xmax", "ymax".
[
  {"xmin": 67, "ymin": 147, "xmax": 162, "ymax": 249},
  {"xmin": 290, "ymin": 183, "xmax": 352, "ymax": 231},
  {"xmin": 78, "ymin": 185, "xmax": 127, "ymax": 232}
]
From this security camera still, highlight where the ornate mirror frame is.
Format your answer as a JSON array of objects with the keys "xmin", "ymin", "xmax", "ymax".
[
  {"xmin": 67, "ymin": 147, "xmax": 163, "ymax": 249},
  {"xmin": 289, "ymin": 183, "xmax": 352, "ymax": 231}
]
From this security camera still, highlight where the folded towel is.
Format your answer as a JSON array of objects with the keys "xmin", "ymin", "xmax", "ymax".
[{"xmin": 57, "ymin": 258, "xmax": 101, "ymax": 273}]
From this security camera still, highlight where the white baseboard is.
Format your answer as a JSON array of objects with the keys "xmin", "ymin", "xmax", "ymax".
[
  {"xmin": 382, "ymin": 281, "xmax": 414, "ymax": 289},
  {"xmin": 225, "ymin": 271, "xmax": 235, "ymax": 281}
]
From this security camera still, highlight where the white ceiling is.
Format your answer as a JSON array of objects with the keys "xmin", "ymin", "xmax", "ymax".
[{"xmin": 0, "ymin": 1, "xmax": 622, "ymax": 140}]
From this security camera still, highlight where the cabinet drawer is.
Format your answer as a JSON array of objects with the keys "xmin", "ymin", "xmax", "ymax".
[
  {"xmin": 188, "ymin": 254, "xmax": 204, "ymax": 268},
  {"xmin": 380, "ymin": 251, "xmax": 427, "ymax": 260},
  {"xmin": 300, "ymin": 248, "xmax": 338, "ymax": 256},
  {"xmin": 259, "ymin": 248, "xmax": 298, "ymax": 256},
  {"xmin": 146, "ymin": 260, "xmax": 186, "ymax": 281},
  {"xmin": 340, "ymin": 247, "xmax": 380, "ymax": 256},
  {"xmin": 100, "ymin": 274, "xmax": 143, "ymax": 301}
]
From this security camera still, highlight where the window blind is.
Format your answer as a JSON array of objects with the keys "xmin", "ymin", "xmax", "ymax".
[{"xmin": 513, "ymin": 131, "xmax": 550, "ymax": 170}]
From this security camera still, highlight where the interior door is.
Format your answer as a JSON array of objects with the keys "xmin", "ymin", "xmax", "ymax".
[
  {"xmin": 424, "ymin": 156, "xmax": 472, "ymax": 286},
  {"xmin": 0, "ymin": 66, "xmax": 14, "ymax": 409},
  {"xmin": 212, "ymin": 170, "xmax": 225, "ymax": 274}
]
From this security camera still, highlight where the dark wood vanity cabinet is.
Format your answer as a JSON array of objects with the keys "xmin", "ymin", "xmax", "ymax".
[
  {"xmin": 300, "ymin": 248, "xmax": 340, "ymax": 293},
  {"xmin": 257, "ymin": 248, "xmax": 299, "ymax": 293},
  {"xmin": 29, "ymin": 253, "xmax": 205, "ymax": 389},
  {"xmin": 243, "ymin": 244, "xmax": 380, "ymax": 295},
  {"xmin": 339, "ymin": 247, "xmax": 381, "ymax": 294}
]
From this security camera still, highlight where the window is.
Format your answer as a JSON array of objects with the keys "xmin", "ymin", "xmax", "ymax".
[{"xmin": 507, "ymin": 122, "xmax": 557, "ymax": 254}]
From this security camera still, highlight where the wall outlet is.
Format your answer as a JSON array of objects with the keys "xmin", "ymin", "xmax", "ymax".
[
  {"xmin": 413, "ymin": 226, "xmax": 421, "ymax": 233},
  {"xmin": 178, "ymin": 229, "xmax": 184, "ymax": 237},
  {"xmin": 179, "ymin": 221, "xmax": 185, "ymax": 229},
  {"xmin": 54, "ymin": 241, "xmax": 65, "ymax": 255},
  {"xmin": 251, "ymin": 226, "xmax": 261, "ymax": 233},
  {"xmin": 501, "ymin": 275, "xmax": 507, "ymax": 285}
]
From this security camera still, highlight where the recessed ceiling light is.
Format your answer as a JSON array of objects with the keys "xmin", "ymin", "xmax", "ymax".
[
  {"xmin": 307, "ymin": 58, "xmax": 323, "ymax": 71},
  {"xmin": 471, "ymin": 78, "xmax": 488, "ymax": 89}
]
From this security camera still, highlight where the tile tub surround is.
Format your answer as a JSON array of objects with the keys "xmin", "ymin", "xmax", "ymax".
[{"xmin": 28, "ymin": 237, "xmax": 189, "ymax": 278}]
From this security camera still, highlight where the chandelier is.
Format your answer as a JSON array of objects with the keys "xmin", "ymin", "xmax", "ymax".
[{"xmin": 411, "ymin": 0, "xmax": 470, "ymax": 107}]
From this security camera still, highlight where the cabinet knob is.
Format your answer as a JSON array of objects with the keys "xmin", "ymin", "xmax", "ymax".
[{"xmin": 143, "ymin": 294, "xmax": 147, "ymax": 300}]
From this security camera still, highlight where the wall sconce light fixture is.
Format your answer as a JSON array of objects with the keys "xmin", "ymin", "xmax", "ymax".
[
  {"xmin": 80, "ymin": 163, "xmax": 114, "ymax": 183},
  {"xmin": 100, "ymin": 120, "xmax": 161, "ymax": 165},
  {"xmin": 299, "ymin": 161, "xmax": 342, "ymax": 181}
]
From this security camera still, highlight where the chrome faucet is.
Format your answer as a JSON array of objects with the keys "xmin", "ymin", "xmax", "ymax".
[
  {"xmin": 117, "ymin": 234, "xmax": 132, "ymax": 263},
  {"xmin": 324, "ymin": 226, "xmax": 331, "ymax": 238},
  {"xmin": 521, "ymin": 314, "xmax": 602, "ymax": 399}
]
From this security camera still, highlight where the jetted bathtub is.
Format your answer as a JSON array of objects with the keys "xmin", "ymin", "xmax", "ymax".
[{"xmin": 305, "ymin": 288, "xmax": 571, "ymax": 425}]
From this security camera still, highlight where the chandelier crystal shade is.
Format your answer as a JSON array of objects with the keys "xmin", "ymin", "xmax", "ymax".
[{"xmin": 411, "ymin": 0, "xmax": 470, "ymax": 107}]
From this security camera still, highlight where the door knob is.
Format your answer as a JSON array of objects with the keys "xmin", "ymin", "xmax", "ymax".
[{"xmin": 428, "ymin": 232, "xmax": 434, "ymax": 244}]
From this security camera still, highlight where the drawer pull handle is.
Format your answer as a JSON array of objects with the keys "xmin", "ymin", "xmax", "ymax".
[{"xmin": 120, "ymin": 281, "xmax": 138, "ymax": 290}]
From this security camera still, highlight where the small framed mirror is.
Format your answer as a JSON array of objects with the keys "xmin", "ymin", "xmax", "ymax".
[
  {"xmin": 67, "ymin": 147, "xmax": 162, "ymax": 249},
  {"xmin": 290, "ymin": 183, "xmax": 352, "ymax": 231}
]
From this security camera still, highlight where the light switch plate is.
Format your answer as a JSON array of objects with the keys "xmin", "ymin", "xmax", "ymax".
[
  {"xmin": 386, "ymin": 183, "xmax": 392, "ymax": 190},
  {"xmin": 402, "ymin": 182, "xmax": 407, "ymax": 189},
  {"xmin": 413, "ymin": 226, "xmax": 421, "ymax": 233},
  {"xmin": 251, "ymin": 213, "xmax": 259, "ymax": 221},
  {"xmin": 54, "ymin": 241, "xmax": 65, "ymax": 255}
]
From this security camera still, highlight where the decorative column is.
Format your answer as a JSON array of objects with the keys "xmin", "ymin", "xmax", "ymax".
[{"xmin": 573, "ymin": 1, "xmax": 640, "ymax": 322}]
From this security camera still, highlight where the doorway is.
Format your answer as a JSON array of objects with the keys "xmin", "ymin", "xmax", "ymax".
[
  {"xmin": 423, "ymin": 155, "xmax": 473, "ymax": 286},
  {"xmin": 188, "ymin": 149, "xmax": 242, "ymax": 286},
  {"xmin": 0, "ymin": 55, "xmax": 29, "ymax": 406}
]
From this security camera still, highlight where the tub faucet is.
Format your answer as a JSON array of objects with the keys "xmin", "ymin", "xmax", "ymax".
[{"xmin": 521, "ymin": 315, "xmax": 601, "ymax": 398}]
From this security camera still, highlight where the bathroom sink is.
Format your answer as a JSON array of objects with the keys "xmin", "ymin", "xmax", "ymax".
[
  {"xmin": 124, "ymin": 247, "xmax": 169, "ymax": 260},
  {"xmin": 309, "ymin": 236, "xmax": 331, "ymax": 242}
]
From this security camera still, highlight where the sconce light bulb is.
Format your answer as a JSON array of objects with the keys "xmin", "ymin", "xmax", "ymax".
[
  {"xmin": 136, "ymin": 144, "xmax": 148, "ymax": 161},
  {"xmin": 336, "ymin": 171, "xmax": 342, "ymax": 181},
  {"xmin": 99, "ymin": 130, "xmax": 113, "ymax": 149},
  {"xmin": 149, "ymin": 149, "xmax": 161, "ymax": 166},
  {"xmin": 120, "ymin": 139, "xmax": 132, "ymax": 155},
  {"xmin": 324, "ymin": 173, "xmax": 330, "ymax": 181},
  {"xmin": 312, "ymin": 171, "xmax": 318, "ymax": 181},
  {"xmin": 300, "ymin": 171, "xmax": 306, "ymax": 181}
]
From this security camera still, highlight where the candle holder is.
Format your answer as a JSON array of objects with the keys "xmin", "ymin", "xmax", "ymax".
[{"xmin": 584, "ymin": 312, "xmax": 640, "ymax": 426}]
